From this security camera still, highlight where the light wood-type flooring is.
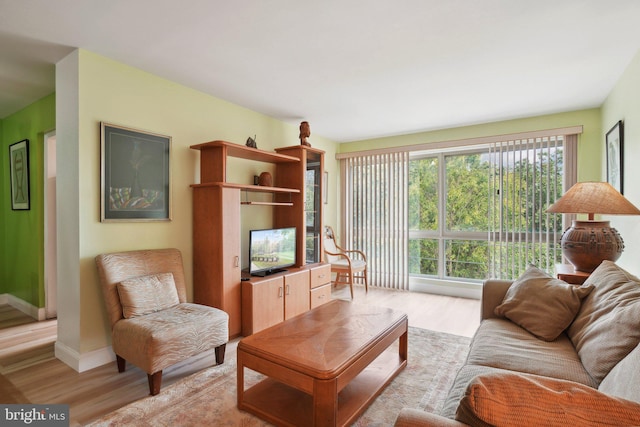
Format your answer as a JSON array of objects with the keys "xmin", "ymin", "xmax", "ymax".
[{"xmin": 0, "ymin": 284, "xmax": 480, "ymax": 426}]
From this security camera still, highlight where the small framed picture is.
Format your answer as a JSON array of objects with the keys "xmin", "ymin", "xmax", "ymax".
[
  {"xmin": 606, "ymin": 120, "xmax": 624, "ymax": 194},
  {"xmin": 9, "ymin": 139, "xmax": 30, "ymax": 210},
  {"xmin": 101, "ymin": 122, "xmax": 172, "ymax": 222}
]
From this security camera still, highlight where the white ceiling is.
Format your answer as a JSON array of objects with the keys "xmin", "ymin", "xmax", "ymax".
[{"xmin": 1, "ymin": 0, "xmax": 640, "ymax": 142}]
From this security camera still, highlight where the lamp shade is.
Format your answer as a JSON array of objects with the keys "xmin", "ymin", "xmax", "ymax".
[
  {"xmin": 546, "ymin": 181, "xmax": 640, "ymax": 218},
  {"xmin": 546, "ymin": 182, "xmax": 640, "ymax": 272}
]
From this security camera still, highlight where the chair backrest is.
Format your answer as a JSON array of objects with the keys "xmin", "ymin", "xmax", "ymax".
[
  {"xmin": 323, "ymin": 226, "xmax": 341, "ymax": 263},
  {"xmin": 95, "ymin": 248, "xmax": 188, "ymax": 329}
]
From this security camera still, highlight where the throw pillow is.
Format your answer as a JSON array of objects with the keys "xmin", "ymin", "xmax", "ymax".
[
  {"xmin": 117, "ymin": 273, "xmax": 180, "ymax": 319},
  {"xmin": 494, "ymin": 265, "xmax": 593, "ymax": 341},
  {"xmin": 567, "ymin": 260, "xmax": 640, "ymax": 385},
  {"xmin": 455, "ymin": 371, "xmax": 640, "ymax": 427}
]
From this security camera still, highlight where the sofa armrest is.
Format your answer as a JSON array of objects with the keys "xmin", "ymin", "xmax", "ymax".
[
  {"xmin": 481, "ymin": 279, "xmax": 513, "ymax": 320},
  {"xmin": 394, "ymin": 408, "xmax": 468, "ymax": 427}
]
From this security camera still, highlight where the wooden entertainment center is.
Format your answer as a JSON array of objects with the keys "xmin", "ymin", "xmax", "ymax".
[{"xmin": 190, "ymin": 140, "xmax": 327, "ymax": 337}]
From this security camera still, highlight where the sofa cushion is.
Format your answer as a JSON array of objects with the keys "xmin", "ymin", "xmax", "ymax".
[
  {"xmin": 465, "ymin": 318, "xmax": 597, "ymax": 387},
  {"xmin": 494, "ymin": 265, "xmax": 593, "ymax": 341},
  {"xmin": 440, "ymin": 364, "xmax": 504, "ymax": 420},
  {"xmin": 117, "ymin": 273, "xmax": 180, "ymax": 319},
  {"xmin": 455, "ymin": 371, "xmax": 640, "ymax": 427},
  {"xmin": 567, "ymin": 261, "xmax": 640, "ymax": 385}
]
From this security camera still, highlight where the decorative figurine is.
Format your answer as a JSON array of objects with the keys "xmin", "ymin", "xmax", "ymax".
[
  {"xmin": 299, "ymin": 121, "xmax": 311, "ymax": 147},
  {"xmin": 246, "ymin": 135, "xmax": 257, "ymax": 148}
]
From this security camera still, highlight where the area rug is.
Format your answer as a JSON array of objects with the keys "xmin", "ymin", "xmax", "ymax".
[{"xmin": 87, "ymin": 327, "xmax": 470, "ymax": 426}]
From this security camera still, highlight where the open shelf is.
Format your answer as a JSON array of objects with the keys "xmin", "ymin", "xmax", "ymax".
[
  {"xmin": 190, "ymin": 182, "xmax": 299, "ymax": 194},
  {"xmin": 190, "ymin": 140, "xmax": 300, "ymax": 163}
]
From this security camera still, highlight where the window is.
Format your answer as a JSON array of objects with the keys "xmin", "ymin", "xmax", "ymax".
[{"xmin": 340, "ymin": 128, "xmax": 579, "ymax": 292}]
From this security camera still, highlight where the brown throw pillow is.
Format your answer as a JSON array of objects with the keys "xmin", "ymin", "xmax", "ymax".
[
  {"xmin": 567, "ymin": 261, "xmax": 640, "ymax": 384},
  {"xmin": 456, "ymin": 371, "xmax": 640, "ymax": 427},
  {"xmin": 494, "ymin": 266, "xmax": 593, "ymax": 341},
  {"xmin": 117, "ymin": 273, "xmax": 179, "ymax": 318}
]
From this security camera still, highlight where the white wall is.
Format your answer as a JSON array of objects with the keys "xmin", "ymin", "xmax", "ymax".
[{"xmin": 601, "ymin": 49, "xmax": 640, "ymax": 272}]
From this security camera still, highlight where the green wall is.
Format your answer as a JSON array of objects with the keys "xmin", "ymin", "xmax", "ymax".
[{"xmin": 0, "ymin": 93, "xmax": 56, "ymax": 307}]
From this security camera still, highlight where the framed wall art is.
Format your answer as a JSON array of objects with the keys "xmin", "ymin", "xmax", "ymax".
[
  {"xmin": 606, "ymin": 120, "xmax": 624, "ymax": 194},
  {"xmin": 101, "ymin": 122, "xmax": 172, "ymax": 222},
  {"xmin": 9, "ymin": 139, "xmax": 30, "ymax": 210}
]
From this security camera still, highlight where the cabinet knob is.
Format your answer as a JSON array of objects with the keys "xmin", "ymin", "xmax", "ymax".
[
  {"xmin": 285, "ymin": 285, "xmax": 290, "ymax": 295},
  {"xmin": 234, "ymin": 256, "xmax": 239, "ymax": 268},
  {"xmin": 278, "ymin": 286, "xmax": 283, "ymax": 298}
]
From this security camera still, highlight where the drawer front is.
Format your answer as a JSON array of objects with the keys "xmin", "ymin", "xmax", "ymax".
[
  {"xmin": 310, "ymin": 284, "xmax": 332, "ymax": 309},
  {"xmin": 310, "ymin": 264, "xmax": 331, "ymax": 289}
]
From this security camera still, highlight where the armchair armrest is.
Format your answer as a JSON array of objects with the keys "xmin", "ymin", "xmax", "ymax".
[
  {"xmin": 480, "ymin": 279, "xmax": 512, "ymax": 320},
  {"xmin": 394, "ymin": 408, "xmax": 468, "ymax": 427}
]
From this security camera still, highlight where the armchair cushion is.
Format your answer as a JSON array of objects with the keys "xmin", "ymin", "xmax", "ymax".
[
  {"xmin": 455, "ymin": 371, "xmax": 640, "ymax": 427},
  {"xmin": 494, "ymin": 266, "xmax": 593, "ymax": 341},
  {"xmin": 117, "ymin": 273, "xmax": 180, "ymax": 319}
]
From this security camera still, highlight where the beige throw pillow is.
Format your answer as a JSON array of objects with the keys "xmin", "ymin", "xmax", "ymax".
[
  {"xmin": 456, "ymin": 371, "xmax": 640, "ymax": 427},
  {"xmin": 567, "ymin": 261, "xmax": 640, "ymax": 385},
  {"xmin": 495, "ymin": 266, "xmax": 593, "ymax": 341},
  {"xmin": 117, "ymin": 273, "xmax": 179, "ymax": 319}
]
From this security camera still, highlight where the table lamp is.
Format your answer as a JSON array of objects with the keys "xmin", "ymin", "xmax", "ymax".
[{"xmin": 546, "ymin": 181, "xmax": 640, "ymax": 272}]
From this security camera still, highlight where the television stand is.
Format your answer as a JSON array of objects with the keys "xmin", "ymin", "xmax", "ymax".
[{"xmin": 251, "ymin": 268, "xmax": 288, "ymax": 277}]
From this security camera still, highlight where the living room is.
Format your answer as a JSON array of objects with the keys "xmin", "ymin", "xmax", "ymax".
[{"xmin": 2, "ymin": 1, "xmax": 640, "ymax": 425}]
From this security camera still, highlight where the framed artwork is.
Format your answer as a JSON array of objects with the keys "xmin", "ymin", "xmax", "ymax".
[
  {"xmin": 9, "ymin": 139, "xmax": 30, "ymax": 210},
  {"xmin": 606, "ymin": 120, "xmax": 624, "ymax": 194},
  {"xmin": 101, "ymin": 122, "xmax": 172, "ymax": 222}
]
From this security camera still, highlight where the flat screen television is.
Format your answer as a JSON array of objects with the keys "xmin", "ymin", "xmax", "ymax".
[{"xmin": 248, "ymin": 227, "xmax": 296, "ymax": 276}]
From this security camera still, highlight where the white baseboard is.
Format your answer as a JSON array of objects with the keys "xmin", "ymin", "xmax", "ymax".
[
  {"xmin": 0, "ymin": 293, "xmax": 46, "ymax": 320},
  {"xmin": 55, "ymin": 340, "xmax": 115, "ymax": 373},
  {"xmin": 409, "ymin": 279, "xmax": 482, "ymax": 299}
]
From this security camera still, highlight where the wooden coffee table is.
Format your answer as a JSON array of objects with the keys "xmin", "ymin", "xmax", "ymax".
[{"xmin": 237, "ymin": 299, "xmax": 408, "ymax": 426}]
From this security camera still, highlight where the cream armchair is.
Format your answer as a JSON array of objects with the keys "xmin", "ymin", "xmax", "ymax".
[{"xmin": 95, "ymin": 248, "xmax": 229, "ymax": 395}]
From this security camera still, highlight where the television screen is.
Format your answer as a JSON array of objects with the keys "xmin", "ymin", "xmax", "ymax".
[{"xmin": 249, "ymin": 227, "xmax": 296, "ymax": 276}]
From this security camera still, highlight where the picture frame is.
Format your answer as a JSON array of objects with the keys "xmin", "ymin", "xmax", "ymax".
[
  {"xmin": 100, "ymin": 122, "xmax": 172, "ymax": 222},
  {"xmin": 9, "ymin": 139, "xmax": 30, "ymax": 210},
  {"xmin": 606, "ymin": 120, "xmax": 624, "ymax": 194}
]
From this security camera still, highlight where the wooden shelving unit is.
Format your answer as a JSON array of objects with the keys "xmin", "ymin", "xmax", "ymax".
[{"xmin": 190, "ymin": 140, "xmax": 325, "ymax": 337}]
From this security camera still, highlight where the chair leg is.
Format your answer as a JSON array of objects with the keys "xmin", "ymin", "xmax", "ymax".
[
  {"xmin": 348, "ymin": 274, "xmax": 354, "ymax": 299},
  {"xmin": 215, "ymin": 343, "xmax": 226, "ymax": 365},
  {"xmin": 116, "ymin": 355, "xmax": 126, "ymax": 373},
  {"xmin": 364, "ymin": 270, "xmax": 369, "ymax": 293},
  {"xmin": 148, "ymin": 371, "xmax": 162, "ymax": 396}
]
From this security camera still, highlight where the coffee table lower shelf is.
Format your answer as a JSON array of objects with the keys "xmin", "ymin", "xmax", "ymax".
[{"xmin": 240, "ymin": 348, "xmax": 406, "ymax": 426}]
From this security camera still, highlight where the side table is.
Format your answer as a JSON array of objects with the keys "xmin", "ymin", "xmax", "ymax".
[{"xmin": 556, "ymin": 263, "xmax": 590, "ymax": 285}]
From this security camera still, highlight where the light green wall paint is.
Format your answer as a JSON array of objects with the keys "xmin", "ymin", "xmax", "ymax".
[
  {"xmin": 63, "ymin": 50, "xmax": 340, "ymax": 354},
  {"xmin": 339, "ymin": 109, "xmax": 603, "ymax": 182},
  {"xmin": 601, "ymin": 48, "xmax": 640, "ymax": 271},
  {"xmin": 0, "ymin": 93, "xmax": 55, "ymax": 307}
]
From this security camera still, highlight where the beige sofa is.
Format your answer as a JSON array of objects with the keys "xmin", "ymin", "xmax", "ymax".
[{"xmin": 395, "ymin": 261, "xmax": 640, "ymax": 426}]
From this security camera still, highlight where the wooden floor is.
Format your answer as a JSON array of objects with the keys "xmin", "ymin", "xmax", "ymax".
[{"xmin": 0, "ymin": 285, "xmax": 479, "ymax": 426}]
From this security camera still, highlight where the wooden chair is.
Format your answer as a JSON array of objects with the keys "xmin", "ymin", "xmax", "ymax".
[
  {"xmin": 95, "ymin": 248, "xmax": 229, "ymax": 395},
  {"xmin": 323, "ymin": 226, "xmax": 368, "ymax": 299}
]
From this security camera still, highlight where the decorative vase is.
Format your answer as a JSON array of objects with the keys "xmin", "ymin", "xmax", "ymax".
[{"xmin": 258, "ymin": 172, "xmax": 272, "ymax": 187}]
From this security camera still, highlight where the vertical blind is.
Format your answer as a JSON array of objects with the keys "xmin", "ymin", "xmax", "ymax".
[
  {"xmin": 341, "ymin": 151, "xmax": 410, "ymax": 290},
  {"xmin": 488, "ymin": 134, "xmax": 577, "ymax": 279},
  {"xmin": 339, "ymin": 128, "xmax": 580, "ymax": 289}
]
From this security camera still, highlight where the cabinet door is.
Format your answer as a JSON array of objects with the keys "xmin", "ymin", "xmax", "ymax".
[
  {"xmin": 243, "ymin": 276, "xmax": 284, "ymax": 335},
  {"xmin": 284, "ymin": 270, "xmax": 310, "ymax": 319}
]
